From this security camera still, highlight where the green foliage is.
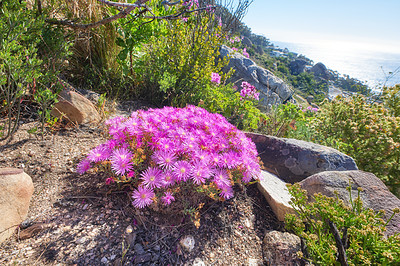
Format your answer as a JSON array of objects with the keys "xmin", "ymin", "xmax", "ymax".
[
  {"xmin": 310, "ymin": 96, "xmax": 400, "ymax": 194},
  {"xmin": 382, "ymin": 84, "xmax": 400, "ymax": 117},
  {"xmin": 201, "ymin": 83, "xmax": 267, "ymax": 131},
  {"xmin": 257, "ymin": 103, "xmax": 316, "ymax": 138},
  {"xmin": 132, "ymin": 10, "xmax": 228, "ymax": 106},
  {"xmin": 0, "ymin": 1, "xmax": 61, "ymax": 139},
  {"xmin": 286, "ymin": 183, "xmax": 400, "ymax": 265}
]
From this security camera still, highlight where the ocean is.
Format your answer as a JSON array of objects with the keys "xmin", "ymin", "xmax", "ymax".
[{"xmin": 273, "ymin": 41, "xmax": 400, "ymax": 90}]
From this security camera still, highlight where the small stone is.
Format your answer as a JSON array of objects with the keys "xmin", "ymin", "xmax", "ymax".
[
  {"xmin": 193, "ymin": 257, "xmax": 205, "ymax": 266},
  {"xmin": 110, "ymin": 254, "xmax": 116, "ymax": 260},
  {"xmin": 134, "ymin": 253, "xmax": 152, "ymax": 264},
  {"xmin": 101, "ymin": 257, "xmax": 108, "ymax": 263},
  {"xmin": 180, "ymin": 235, "xmax": 195, "ymax": 252},
  {"xmin": 82, "ymin": 204, "xmax": 89, "ymax": 210},
  {"xmin": 134, "ymin": 243, "xmax": 145, "ymax": 255},
  {"xmin": 248, "ymin": 258, "xmax": 262, "ymax": 266},
  {"xmin": 77, "ymin": 237, "xmax": 86, "ymax": 244},
  {"xmin": 244, "ymin": 219, "xmax": 252, "ymax": 228}
]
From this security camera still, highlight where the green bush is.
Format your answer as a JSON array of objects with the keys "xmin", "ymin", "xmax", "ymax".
[
  {"xmin": 201, "ymin": 82, "xmax": 267, "ymax": 131},
  {"xmin": 256, "ymin": 103, "xmax": 316, "ymax": 139},
  {"xmin": 310, "ymin": 96, "xmax": 400, "ymax": 194},
  {"xmin": 0, "ymin": 1, "xmax": 61, "ymax": 139},
  {"xmin": 131, "ymin": 9, "xmax": 228, "ymax": 106},
  {"xmin": 382, "ymin": 84, "xmax": 400, "ymax": 117},
  {"xmin": 286, "ymin": 183, "xmax": 400, "ymax": 265}
]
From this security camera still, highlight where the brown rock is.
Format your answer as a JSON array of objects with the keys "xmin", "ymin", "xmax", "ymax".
[
  {"xmin": 51, "ymin": 89, "xmax": 101, "ymax": 124},
  {"xmin": 19, "ymin": 223, "xmax": 46, "ymax": 240},
  {"xmin": 300, "ymin": 170, "xmax": 400, "ymax": 236},
  {"xmin": 0, "ymin": 168, "xmax": 34, "ymax": 243},
  {"xmin": 263, "ymin": 231, "xmax": 302, "ymax": 266}
]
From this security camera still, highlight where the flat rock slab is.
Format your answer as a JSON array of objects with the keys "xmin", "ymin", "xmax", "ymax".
[
  {"xmin": 247, "ymin": 132, "xmax": 358, "ymax": 183},
  {"xmin": 300, "ymin": 170, "xmax": 400, "ymax": 236},
  {"xmin": 258, "ymin": 171, "xmax": 294, "ymax": 221},
  {"xmin": 0, "ymin": 168, "xmax": 34, "ymax": 243}
]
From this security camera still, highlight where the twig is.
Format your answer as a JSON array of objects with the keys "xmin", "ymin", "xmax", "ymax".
[{"xmin": 327, "ymin": 219, "xmax": 348, "ymax": 266}]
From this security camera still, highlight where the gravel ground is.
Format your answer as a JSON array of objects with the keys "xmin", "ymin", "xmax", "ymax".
[{"xmin": 0, "ymin": 104, "xmax": 285, "ymax": 266}]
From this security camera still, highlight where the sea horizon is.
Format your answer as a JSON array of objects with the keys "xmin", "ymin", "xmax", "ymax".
[{"xmin": 272, "ymin": 40, "xmax": 400, "ymax": 89}]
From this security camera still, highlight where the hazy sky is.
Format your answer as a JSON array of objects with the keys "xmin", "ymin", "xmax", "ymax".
[{"xmin": 242, "ymin": 0, "xmax": 400, "ymax": 53}]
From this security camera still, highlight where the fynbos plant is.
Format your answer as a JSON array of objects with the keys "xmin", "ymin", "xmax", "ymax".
[
  {"xmin": 310, "ymin": 96, "xmax": 400, "ymax": 195},
  {"xmin": 77, "ymin": 106, "xmax": 261, "ymax": 209},
  {"xmin": 285, "ymin": 183, "xmax": 400, "ymax": 265}
]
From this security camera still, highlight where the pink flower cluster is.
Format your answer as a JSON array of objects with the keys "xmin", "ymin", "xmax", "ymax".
[
  {"xmin": 183, "ymin": 0, "xmax": 199, "ymax": 10},
  {"xmin": 240, "ymin": 82, "xmax": 259, "ymax": 101},
  {"xmin": 77, "ymin": 106, "xmax": 261, "ymax": 209},
  {"xmin": 302, "ymin": 106, "xmax": 318, "ymax": 112},
  {"xmin": 243, "ymin": 48, "xmax": 249, "ymax": 58},
  {"xmin": 211, "ymin": 72, "xmax": 221, "ymax": 84}
]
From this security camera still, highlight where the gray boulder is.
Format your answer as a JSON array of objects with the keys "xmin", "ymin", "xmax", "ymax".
[
  {"xmin": 246, "ymin": 133, "xmax": 358, "ymax": 183},
  {"xmin": 219, "ymin": 45, "xmax": 293, "ymax": 110},
  {"xmin": 300, "ymin": 170, "xmax": 400, "ymax": 236},
  {"xmin": 310, "ymin": 62, "xmax": 332, "ymax": 81},
  {"xmin": 0, "ymin": 168, "xmax": 34, "ymax": 243},
  {"xmin": 289, "ymin": 59, "xmax": 308, "ymax": 75}
]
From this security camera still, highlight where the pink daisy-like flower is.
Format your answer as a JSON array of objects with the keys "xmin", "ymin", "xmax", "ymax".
[
  {"xmin": 162, "ymin": 191, "xmax": 175, "ymax": 205},
  {"xmin": 191, "ymin": 161, "xmax": 211, "ymax": 185},
  {"xmin": 218, "ymin": 151, "xmax": 239, "ymax": 169},
  {"xmin": 87, "ymin": 145, "xmax": 109, "ymax": 162},
  {"xmin": 158, "ymin": 138, "xmax": 176, "ymax": 151},
  {"xmin": 76, "ymin": 159, "xmax": 91, "ymax": 174},
  {"xmin": 141, "ymin": 167, "xmax": 163, "ymax": 188},
  {"xmin": 194, "ymin": 150, "xmax": 210, "ymax": 163},
  {"xmin": 213, "ymin": 169, "xmax": 231, "ymax": 189},
  {"xmin": 161, "ymin": 170, "xmax": 175, "ymax": 187},
  {"xmin": 220, "ymin": 186, "xmax": 234, "ymax": 199},
  {"xmin": 105, "ymin": 139, "xmax": 118, "ymax": 150},
  {"xmin": 132, "ymin": 186, "xmax": 155, "ymax": 208},
  {"xmin": 153, "ymin": 150, "xmax": 177, "ymax": 169},
  {"xmin": 173, "ymin": 160, "xmax": 192, "ymax": 182},
  {"xmin": 111, "ymin": 148, "xmax": 133, "ymax": 176}
]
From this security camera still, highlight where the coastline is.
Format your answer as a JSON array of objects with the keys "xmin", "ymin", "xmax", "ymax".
[{"xmin": 273, "ymin": 40, "xmax": 400, "ymax": 88}]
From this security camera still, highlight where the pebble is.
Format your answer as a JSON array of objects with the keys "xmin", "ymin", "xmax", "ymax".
[
  {"xmin": 110, "ymin": 254, "xmax": 116, "ymax": 260},
  {"xmin": 134, "ymin": 253, "xmax": 152, "ymax": 264},
  {"xmin": 101, "ymin": 257, "xmax": 108, "ymax": 263},
  {"xmin": 193, "ymin": 258, "xmax": 205, "ymax": 266},
  {"xmin": 77, "ymin": 237, "xmax": 86, "ymax": 244},
  {"xmin": 134, "ymin": 243, "xmax": 145, "ymax": 255},
  {"xmin": 180, "ymin": 235, "xmax": 195, "ymax": 252}
]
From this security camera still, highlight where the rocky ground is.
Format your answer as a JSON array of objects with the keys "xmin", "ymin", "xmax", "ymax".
[{"xmin": 0, "ymin": 103, "xmax": 285, "ymax": 266}]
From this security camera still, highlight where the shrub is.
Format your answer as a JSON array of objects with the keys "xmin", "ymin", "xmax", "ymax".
[
  {"xmin": 77, "ymin": 106, "xmax": 261, "ymax": 209},
  {"xmin": 131, "ymin": 6, "xmax": 228, "ymax": 106},
  {"xmin": 382, "ymin": 84, "xmax": 400, "ymax": 117},
  {"xmin": 286, "ymin": 183, "xmax": 400, "ymax": 265},
  {"xmin": 256, "ymin": 102, "xmax": 316, "ymax": 139},
  {"xmin": 201, "ymin": 78, "xmax": 267, "ymax": 131},
  {"xmin": 310, "ymin": 96, "xmax": 400, "ymax": 195},
  {"xmin": 0, "ymin": 1, "xmax": 61, "ymax": 139}
]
